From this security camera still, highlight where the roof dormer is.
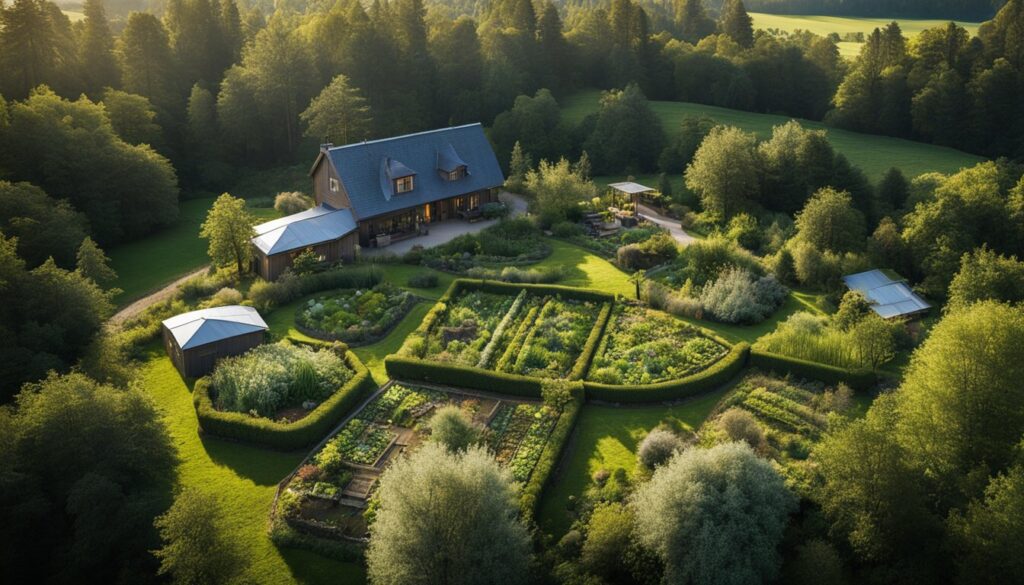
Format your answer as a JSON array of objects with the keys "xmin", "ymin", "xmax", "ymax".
[
  {"xmin": 436, "ymin": 143, "xmax": 470, "ymax": 181},
  {"xmin": 380, "ymin": 157, "xmax": 417, "ymax": 199}
]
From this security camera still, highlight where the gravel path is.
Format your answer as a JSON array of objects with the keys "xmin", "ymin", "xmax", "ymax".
[
  {"xmin": 637, "ymin": 203, "xmax": 697, "ymax": 246},
  {"xmin": 108, "ymin": 265, "xmax": 209, "ymax": 329}
]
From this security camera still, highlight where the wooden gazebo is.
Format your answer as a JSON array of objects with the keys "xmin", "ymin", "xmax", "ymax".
[{"xmin": 608, "ymin": 181, "xmax": 655, "ymax": 215}]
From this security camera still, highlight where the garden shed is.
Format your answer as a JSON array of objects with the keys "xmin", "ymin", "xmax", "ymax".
[
  {"xmin": 842, "ymin": 269, "xmax": 931, "ymax": 319},
  {"xmin": 162, "ymin": 305, "xmax": 269, "ymax": 378}
]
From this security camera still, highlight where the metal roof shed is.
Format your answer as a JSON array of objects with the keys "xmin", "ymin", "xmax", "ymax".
[
  {"xmin": 608, "ymin": 181, "xmax": 655, "ymax": 214},
  {"xmin": 842, "ymin": 269, "xmax": 931, "ymax": 320},
  {"xmin": 161, "ymin": 306, "xmax": 269, "ymax": 378}
]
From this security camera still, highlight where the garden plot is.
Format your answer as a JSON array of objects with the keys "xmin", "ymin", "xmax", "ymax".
[
  {"xmin": 702, "ymin": 372, "xmax": 854, "ymax": 491},
  {"xmin": 588, "ymin": 304, "xmax": 728, "ymax": 385},
  {"xmin": 275, "ymin": 383, "xmax": 564, "ymax": 540},
  {"xmin": 295, "ymin": 282, "xmax": 417, "ymax": 345},
  {"xmin": 416, "ymin": 287, "xmax": 608, "ymax": 378}
]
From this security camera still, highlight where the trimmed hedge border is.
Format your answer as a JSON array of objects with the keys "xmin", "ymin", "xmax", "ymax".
[
  {"xmin": 387, "ymin": 279, "xmax": 616, "ymax": 394},
  {"xmin": 194, "ymin": 348, "xmax": 378, "ymax": 450},
  {"xmin": 520, "ymin": 386, "xmax": 584, "ymax": 521},
  {"xmin": 292, "ymin": 291, "xmax": 420, "ymax": 347},
  {"xmin": 749, "ymin": 349, "xmax": 878, "ymax": 391},
  {"xmin": 583, "ymin": 342, "xmax": 751, "ymax": 403}
]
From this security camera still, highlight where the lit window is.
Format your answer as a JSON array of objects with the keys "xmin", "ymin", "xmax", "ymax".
[
  {"xmin": 395, "ymin": 176, "xmax": 414, "ymax": 193},
  {"xmin": 447, "ymin": 167, "xmax": 465, "ymax": 181},
  {"xmin": 329, "ymin": 177, "xmax": 339, "ymax": 192}
]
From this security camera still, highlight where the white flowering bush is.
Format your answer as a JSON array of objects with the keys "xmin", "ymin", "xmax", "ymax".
[
  {"xmin": 211, "ymin": 342, "xmax": 353, "ymax": 417},
  {"xmin": 699, "ymin": 267, "xmax": 789, "ymax": 324}
]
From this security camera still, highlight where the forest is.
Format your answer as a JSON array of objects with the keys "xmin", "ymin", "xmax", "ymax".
[{"xmin": 1, "ymin": 0, "xmax": 1024, "ymax": 584}]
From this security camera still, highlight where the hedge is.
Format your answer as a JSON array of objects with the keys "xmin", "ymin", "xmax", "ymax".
[
  {"xmin": 583, "ymin": 342, "xmax": 751, "ymax": 403},
  {"xmin": 749, "ymin": 349, "xmax": 878, "ymax": 391},
  {"xmin": 385, "ymin": 356, "xmax": 548, "ymax": 398},
  {"xmin": 569, "ymin": 302, "xmax": 613, "ymax": 380},
  {"xmin": 193, "ymin": 350, "xmax": 378, "ymax": 450},
  {"xmin": 519, "ymin": 387, "xmax": 584, "ymax": 521}
]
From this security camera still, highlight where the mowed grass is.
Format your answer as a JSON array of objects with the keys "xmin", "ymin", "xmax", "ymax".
[
  {"xmin": 107, "ymin": 198, "xmax": 278, "ymax": 307},
  {"xmin": 139, "ymin": 347, "xmax": 367, "ymax": 585},
  {"xmin": 562, "ymin": 89, "xmax": 985, "ymax": 181},
  {"xmin": 750, "ymin": 12, "xmax": 982, "ymax": 58},
  {"xmin": 537, "ymin": 390, "xmax": 728, "ymax": 538}
]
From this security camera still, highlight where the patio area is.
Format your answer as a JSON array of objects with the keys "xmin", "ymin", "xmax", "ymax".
[{"xmin": 361, "ymin": 192, "xmax": 527, "ymax": 257}]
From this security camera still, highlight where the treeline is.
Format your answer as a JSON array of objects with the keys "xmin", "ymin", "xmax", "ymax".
[
  {"xmin": 746, "ymin": 0, "xmax": 1002, "ymax": 21},
  {"xmin": 829, "ymin": 2, "xmax": 1024, "ymax": 159}
]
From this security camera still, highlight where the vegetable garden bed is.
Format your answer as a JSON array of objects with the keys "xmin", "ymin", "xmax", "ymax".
[
  {"xmin": 274, "ymin": 382, "xmax": 569, "ymax": 541},
  {"xmin": 295, "ymin": 283, "xmax": 418, "ymax": 345},
  {"xmin": 588, "ymin": 304, "xmax": 728, "ymax": 385}
]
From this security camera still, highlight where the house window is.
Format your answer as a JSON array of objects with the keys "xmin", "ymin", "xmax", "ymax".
[
  {"xmin": 446, "ymin": 167, "xmax": 465, "ymax": 181},
  {"xmin": 329, "ymin": 177, "xmax": 340, "ymax": 192},
  {"xmin": 395, "ymin": 176, "xmax": 414, "ymax": 193}
]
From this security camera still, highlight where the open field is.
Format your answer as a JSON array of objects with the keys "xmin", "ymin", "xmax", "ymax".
[
  {"xmin": 107, "ymin": 198, "xmax": 278, "ymax": 307},
  {"xmin": 562, "ymin": 90, "xmax": 985, "ymax": 181},
  {"xmin": 750, "ymin": 13, "xmax": 982, "ymax": 57},
  {"xmin": 139, "ymin": 347, "xmax": 366, "ymax": 585},
  {"xmin": 536, "ymin": 390, "xmax": 727, "ymax": 538}
]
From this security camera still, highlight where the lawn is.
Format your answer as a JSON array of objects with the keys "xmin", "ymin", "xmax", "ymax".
[
  {"xmin": 536, "ymin": 389, "xmax": 728, "ymax": 538},
  {"xmin": 562, "ymin": 89, "xmax": 985, "ymax": 181},
  {"xmin": 534, "ymin": 239, "xmax": 635, "ymax": 297},
  {"xmin": 749, "ymin": 12, "xmax": 982, "ymax": 58},
  {"xmin": 107, "ymin": 198, "xmax": 278, "ymax": 307},
  {"xmin": 139, "ymin": 347, "xmax": 366, "ymax": 585},
  {"xmin": 672, "ymin": 288, "xmax": 830, "ymax": 345}
]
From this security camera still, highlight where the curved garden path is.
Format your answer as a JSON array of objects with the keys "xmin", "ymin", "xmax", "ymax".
[{"xmin": 107, "ymin": 265, "xmax": 209, "ymax": 328}]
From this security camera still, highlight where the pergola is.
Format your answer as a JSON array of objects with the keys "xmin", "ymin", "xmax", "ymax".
[{"xmin": 608, "ymin": 181, "xmax": 655, "ymax": 214}]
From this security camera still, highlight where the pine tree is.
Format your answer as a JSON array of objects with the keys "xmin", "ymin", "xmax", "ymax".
[
  {"xmin": 506, "ymin": 141, "xmax": 532, "ymax": 192},
  {"xmin": 0, "ymin": 0, "xmax": 75, "ymax": 99},
  {"xmin": 535, "ymin": 2, "xmax": 568, "ymax": 90},
  {"xmin": 658, "ymin": 172, "xmax": 673, "ymax": 200},
  {"xmin": 117, "ymin": 12, "xmax": 178, "ymax": 111},
  {"xmin": 300, "ymin": 74, "xmax": 372, "ymax": 145},
  {"xmin": 675, "ymin": 0, "xmax": 714, "ymax": 44},
  {"xmin": 75, "ymin": 236, "xmax": 117, "ymax": 286},
  {"xmin": 219, "ymin": 0, "xmax": 243, "ymax": 64},
  {"xmin": 719, "ymin": 0, "xmax": 753, "ymax": 48},
  {"xmin": 79, "ymin": 0, "xmax": 119, "ymax": 96}
]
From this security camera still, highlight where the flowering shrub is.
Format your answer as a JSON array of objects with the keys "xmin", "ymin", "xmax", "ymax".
[
  {"xmin": 698, "ymin": 267, "xmax": 789, "ymax": 324},
  {"xmin": 296, "ymin": 283, "xmax": 415, "ymax": 343},
  {"xmin": 211, "ymin": 342, "xmax": 353, "ymax": 417},
  {"xmin": 588, "ymin": 305, "xmax": 728, "ymax": 385}
]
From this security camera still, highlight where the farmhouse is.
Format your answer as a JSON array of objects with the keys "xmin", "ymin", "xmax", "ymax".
[
  {"xmin": 162, "ymin": 305, "xmax": 269, "ymax": 378},
  {"xmin": 252, "ymin": 123, "xmax": 505, "ymax": 280}
]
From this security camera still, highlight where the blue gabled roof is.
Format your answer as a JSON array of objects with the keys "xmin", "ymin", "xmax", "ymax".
[
  {"xmin": 251, "ymin": 204, "xmax": 357, "ymax": 255},
  {"xmin": 436, "ymin": 143, "xmax": 469, "ymax": 172},
  {"xmin": 163, "ymin": 306, "xmax": 268, "ymax": 350},
  {"xmin": 325, "ymin": 124, "xmax": 504, "ymax": 220}
]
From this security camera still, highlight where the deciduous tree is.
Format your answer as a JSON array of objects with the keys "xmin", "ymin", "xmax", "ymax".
[{"xmin": 199, "ymin": 194, "xmax": 255, "ymax": 274}]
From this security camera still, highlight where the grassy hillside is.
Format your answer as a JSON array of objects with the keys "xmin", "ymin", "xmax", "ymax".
[
  {"xmin": 562, "ymin": 89, "xmax": 984, "ymax": 181},
  {"xmin": 750, "ymin": 13, "xmax": 982, "ymax": 57}
]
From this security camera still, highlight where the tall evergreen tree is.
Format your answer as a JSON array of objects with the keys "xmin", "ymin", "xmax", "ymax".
[
  {"xmin": 535, "ymin": 1, "xmax": 569, "ymax": 90},
  {"xmin": 78, "ymin": 0, "xmax": 119, "ymax": 96},
  {"xmin": 431, "ymin": 15, "xmax": 484, "ymax": 124},
  {"xmin": 117, "ymin": 12, "xmax": 178, "ymax": 112},
  {"xmin": 719, "ymin": 0, "xmax": 754, "ymax": 48},
  {"xmin": 675, "ymin": 0, "xmax": 714, "ymax": 44},
  {"xmin": 219, "ymin": 0, "xmax": 243, "ymax": 65},
  {"xmin": 0, "ymin": 0, "xmax": 77, "ymax": 99},
  {"xmin": 300, "ymin": 74, "xmax": 371, "ymax": 145}
]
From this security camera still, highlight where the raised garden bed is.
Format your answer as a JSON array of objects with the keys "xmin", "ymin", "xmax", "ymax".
[
  {"xmin": 274, "ymin": 382, "xmax": 569, "ymax": 541},
  {"xmin": 295, "ymin": 283, "xmax": 418, "ymax": 345},
  {"xmin": 587, "ymin": 304, "xmax": 728, "ymax": 385},
  {"xmin": 412, "ymin": 284, "xmax": 610, "ymax": 379}
]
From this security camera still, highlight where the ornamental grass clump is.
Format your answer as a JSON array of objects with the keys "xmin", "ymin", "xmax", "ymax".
[{"xmin": 211, "ymin": 342, "xmax": 353, "ymax": 417}]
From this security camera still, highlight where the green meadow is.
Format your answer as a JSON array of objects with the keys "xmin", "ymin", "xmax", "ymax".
[{"xmin": 562, "ymin": 89, "xmax": 984, "ymax": 183}]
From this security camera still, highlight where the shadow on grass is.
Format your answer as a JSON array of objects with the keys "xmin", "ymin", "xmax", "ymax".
[
  {"xmin": 201, "ymin": 433, "xmax": 304, "ymax": 486},
  {"xmin": 279, "ymin": 548, "xmax": 367, "ymax": 585}
]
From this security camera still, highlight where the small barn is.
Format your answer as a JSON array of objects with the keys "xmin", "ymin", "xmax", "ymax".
[
  {"xmin": 842, "ymin": 269, "xmax": 931, "ymax": 320},
  {"xmin": 251, "ymin": 204, "xmax": 359, "ymax": 281},
  {"xmin": 162, "ymin": 305, "xmax": 269, "ymax": 378}
]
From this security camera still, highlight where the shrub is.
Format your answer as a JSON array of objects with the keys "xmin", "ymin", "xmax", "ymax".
[
  {"xmin": 203, "ymin": 287, "xmax": 243, "ymax": 308},
  {"xmin": 274, "ymin": 191, "xmax": 314, "ymax": 215},
  {"xmin": 552, "ymin": 221, "xmax": 584, "ymax": 238},
  {"xmin": 428, "ymin": 405, "xmax": 480, "ymax": 452},
  {"xmin": 249, "ymin": 267, "xmax": 381, "ymax": 311},
  {"xmin": 402, "ymin": 245, "xmax": 425, "ymax": 265},
  {"xmin": 465, "ymin": 265, "xmax": 566, "ymax": 284},
  {"xmin": 194, "ymin": 349, "xmax": 375, "ymax": 449},
  {"xmin": 727, "ymin": 213, "xmax": 763, "ymax": 251},
  {"xmin": 210, "ymin": 342, "xmax": 353, "ymax": 417},
  {"xmin": 480, "ymin": 201, "xmax": 509, "ymax": 219},
  {"xmin": 637, "ymin": 428, "xmax": 684, "ymax": 469},
  {"xmin": 659, "ymin": 236, "xmax": 763, "ymax": 288},
  {"xmin": 179, "ymin": 268, "xmax": 236, "ymax": 304},
  {"xmin": 617, "ymin": 232, "xmax": 678, "ymax": 270},
  {"xmin": 406, "ymin": 271, "xmax": 438, "ymax": 288},
  {"xmin": 718, "ymin": 408, "xmax": 766, "ymax": 450},
  {"xmin": 699, "ymin": 268, "xmax": 789, "ymax": 324}
]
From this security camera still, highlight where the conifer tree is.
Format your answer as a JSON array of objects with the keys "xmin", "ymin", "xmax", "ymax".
[
  {"xmin": 79, "ymin": 0, "xmax": 119, "ymax": 96},
  {"xmin": 719, "ymin": 0, "xmax": 754, "ymax": 48}
]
